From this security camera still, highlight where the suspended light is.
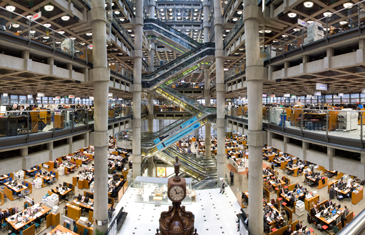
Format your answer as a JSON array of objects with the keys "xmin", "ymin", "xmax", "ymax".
[
  {"xmin": 80, "ymin": 42, "xmax": 86, "ymax": 45},
  {"xmin": 323, "ymin": 12, "xmax": 332, "ymax": 17},
  {"xmin": 6, "ymin": 5, "xmax": 16, "ymax": 12},
  {"xmin": 115, "ymin": 11, "xmax": 120, "ymax": 14},
  {"xmin": 30, "ymin": 30, "xmax": 36, "ymax": 34},
  {"xmin": 233, "ymin": 18, "xmax": 238, "ymax": 21},
  {"xmin": 343, "ymin": 2, "xmax": 353, "ymax": 8},
  {"xmin": 56, "ymin": 41, "xmax": 61, "ymax": 44},
  {"xmin": 120, "ymin": 18, "xmax": 125, "ymax": 21},
  {"xmin": 339, "ymin": 21, "xmax": 348, "ymax": 25},
  {"xmin": 86, "ymin": 32, "xmax": 92, "ymax": 36},
  {"xmin": 259, "ymin": 30, "xmax": 264, "ymax": 33},
  {"xmin": 26, "ymin": 15, "xmax": 32, "ymax": 19},
  {"xmin": 237, "ymin": 11, "xmax": 242, "ymax": 15},
  {"xmin": 70, "ymin": 37, "xmax": 76, "ymax": 40},
  {"xmin": 282, "ymin": 34, "xmax": 288, "ymax": 37},
  {"xmin": 43, "ymin": 36, "xmax": 49, "ymax": 39},
  {"xmin": 13, "ymin": 24, "xmax": 19, "ymax": 28},
  {"xmin": 160, "ymin": 9, "xmax": 163, "ymax": 11},
  {"xmin": 58, "ymin": 31, "xmax": 65, "ymax": 34},
  {"xmin": 288, "ymin": 12, "xmax": 297, "ymax": 18},
  {"xmin": 44, "ymin": 5, "xmax": 54, "ymax": 11},
  {"xmin": 293, "ymin": 28, "xmax": 300, "ymax": 32},
  {"xmin": 127, "ymin": 30, "xmax": 132, "ymax": 32},
  {"xmin": 43, "ymin": 23, "xmax": 51, "ymax": 28},
  {"xmin": 307, "ymin": 20, "xmax": 314, "ymax": 24},
  {"xmin": 265, "ymin": 30, "xmax": 272, "ymax": 33},
  {"xmin": 303, "ymin": 1, "xmax": 314, "ymax": 8},
  {"xmin": 61, "ymin": 15, "xmax": 70, "ymax": 21}
]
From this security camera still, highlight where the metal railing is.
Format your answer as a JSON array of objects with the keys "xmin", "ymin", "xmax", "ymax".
[{"xmin": 0, "ymin": 7, "xmax": 87, "ymax": 62}]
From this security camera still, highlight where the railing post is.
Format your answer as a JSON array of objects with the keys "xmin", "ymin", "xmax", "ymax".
[
  {"xmin": 27, "ymin": 114, "xmax": 30, "ymax": 143},
  {"xmin": 326, "ymin": 111, "xmax": 329, "ymax": 142},
  {"xmin": 361, "ymin": 111, "xmax": 363, "ymax": 148},
  {"xmin": 325, "ymin": 17, "xmax": 329, "ymax": 39},
  {"xmin": 300, "ymin": 109, "xmax": 304, "ymax": 136}
]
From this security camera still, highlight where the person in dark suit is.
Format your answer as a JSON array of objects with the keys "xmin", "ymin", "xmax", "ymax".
[
  {"xmin": 4, "ymin": 209, "xmax": 10, "ymax": 219},
  {"xmin": 296, "ymin": 221, "xmax": 303, "ymax": 230},
  {"xmin": 329, "ymin": 185, "xmax": 336, "ymax": 199},
  {"xmin": 283, "ymin": 227, "xmax": 292, "ymax": 235},
  {"xmin": 0, "ymin": 211, "xmax": 3, "ymax": 224}
]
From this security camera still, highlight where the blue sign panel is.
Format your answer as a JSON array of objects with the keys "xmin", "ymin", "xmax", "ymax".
[
  {"xmin": 156, "ymin": 143, "xmax": 165, "ymax": 151},
  {"xmin": 163, "ymin": 122, "xmax": 201, "ymax": 147},
  {"xmin": 153, "ymin": 138, "xmax": 161, "ymax": 144},
  {"xmin": 180, "ymin": 116, "xmax": 198, "ymax": 129}
]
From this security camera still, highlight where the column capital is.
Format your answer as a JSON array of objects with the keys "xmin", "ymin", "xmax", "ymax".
[
  {"xmin": 202, "ymin": 0, "xmax": 210, "ymax": 7},
  {"xmin": 243, "ymin": 5, "xmax": 261, "ymax": 22},
  {"xmin": 133, "ymin": 17, "xmax": 144, "ymax": 26},
  {"xmin": 132, "ymin": 49, "xmax": 143, "ymax": 58},
  {"xmin": 90, "ymin": 7, "xmax": 107, "ymax": 23},
  {"xmin": 246, "ymin": 66, "xmax": 266, "ymax": 81},
  {"xmin": 247, "ymin": 130, "xmax": 266, "ymax": 147},
  {"xmin": 216, "ymin": 83, "xmax": 225, "ymax": 92},
  {"xmin": 214, "ymin": 17, "xmax": 224, "ymax": 26},
  {"xmin": 215, "ymin": 49, "xmax": 224, "ymax": 58},
  {"xmin": 91, "ymin": 131, "xmax": 109, "ymax": 147},
  {"xmin": 91, "ymin": 67, "xmax": 110, "ymax": 82},
  {"xmin": 131, "ymin": 83, "xmax": 142, "ymax": 92}
]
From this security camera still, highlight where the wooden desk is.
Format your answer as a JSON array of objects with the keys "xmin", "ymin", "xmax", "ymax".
[
  {"xmin": 352, "ymin": 186, "xmax": 363, "ymax": 205},
  {"xmin": 72, "ymin": 198, "xmax": 112, "ymax": 211},
  {"xmin": 76, "ymin": 220, "xmax": 93, "ymax": 235},
  {"xmin": 5, "ymin": 182, "xmax": 27, "ymax": 193},
  {"xmin": 315, "ymin": 208, "xmax": 344, "ymax": 225},
  {"xmin": 6, "ymin": 204, "xmax": 50, "ymax": 230},
  {"xmin": 65, "ymin": 203, "xmax": 81, "ymax": 221},
  {"xmin": 286, "ymin": 166, "xmax": 301, "ymax": 177},
  {"xmin": 305, "ymin": 195, "xmax": 319, "ymax": 211},
  {"xmin": 49, "ymin": 225, "xmax": 78, "ymax": 235}
]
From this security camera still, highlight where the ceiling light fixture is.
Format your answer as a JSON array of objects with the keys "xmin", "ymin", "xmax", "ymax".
[
  {"xmin": 128, "ymin": 30, "xmax": 132, "ymax": 32},
  {"xmin": 307, "ymin": 20, "xmax": 314, "ymax": 24},
  {"xmin": 303, "ymin": 1, "xmax": 314, "ymax": 8},
  {"xmin": 288, "ymin": 12, "xmax": 297, "ymax": 18},
  {"xmin": 70, "ymin": 37, "xmax": 76, "ymax": 40},
  {"xmin": 56, "ymin": 41, "xmax": 61, "ymax": 44},
  {"xmin": 237, "ymin": 11, "xmax": 242, "ymax": 15},
  {"xmin": 61, "ymin": 15, "xmax": 70, "ymax": 21},
  {"xmin": 5, "ymin": 5, "xmax": 16, "ymax": 12},
  {"xmin": 259, "ymin": 30, "xmax": 264, "ymax": 33},
  {"xmin": 86, "ymin": 32, "xmax": 92, "ymax": 36},
  {"xmin": 293, "ymin": 28, "xmax": 300, "ymax": 32},
  {"xmin": 160, "ymin": 9, "xmax": 164, "ymax": 11},
  {"xmin": 343, "ymin": 2, "xmax": 353, "ymax": 8},
  {"xmin": 30, "ymin": 30, "xmax": 36, "ymax": 34},
  {"xmin": 43, "ymin": 23, "xmax": 51, "ymax": 28},
  {"xmin": 120, "ymin": 18, "xmax": 125, "ymax": 21},
  {"xmin": 13, "ymin": 24, "xmax": 19, "ymax": 28},
  {"xmin": 339, "ymin": 21, "xmax": 348, "ymax": 25},
  {"xmin": 44, "ymin": 5, "xmax": 54, "ymax": 11},
  {"xmin": 80, "ymin": 43, "xmax": 85, "ymax": 45},
  {"xmin": 265, "ymin": 30, "xmax": 272, "ymax": 33},
  {"xmin": 323, "ymin": 12, "xmax": 332, "ymax": 17},
  {"xmin": 233, "ymin": 18, "xmax": 238, "ymax": 21},
  {"xmin": 115, "ymin": 11, "xmax": 120, "ymax": 14},
  {"xmin": 58, "ymin": 31, "xmax": 65, "ymax": 34},
  {"xmin": 43, "ymin": 36, "xmax": 49, "ymax": 39}
]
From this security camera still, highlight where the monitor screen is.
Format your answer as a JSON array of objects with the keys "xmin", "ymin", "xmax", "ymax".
[
  {"xmin": 332, "ymin": 209, "xmax": 336, "ymax": 215},
  {"xmin": 316, "ymin": 83, "xmax": 328, "ymax": 91}
]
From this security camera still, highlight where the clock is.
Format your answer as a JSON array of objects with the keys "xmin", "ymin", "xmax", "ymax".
[
  {"xmin": 168, "ymin": 185, "xmax": 185, "ymax": 202},
  {"xmin": 158, "ymin": 157, "xmax": 196, "ymax": 235}
]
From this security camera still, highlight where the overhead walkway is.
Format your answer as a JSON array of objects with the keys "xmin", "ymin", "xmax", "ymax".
[{"xmin": 140, "ymin": 20, "xmax": 216, "ymax": 180}]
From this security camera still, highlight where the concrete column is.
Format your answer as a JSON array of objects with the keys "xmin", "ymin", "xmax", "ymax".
[
  {"xmin": 327, "ymin": 147, "xmax": 334, "ymax": 171},
  {"xmin": 149, "ymin": 0, "xmax": 156, "ymax": 19},
  {"xmin": 132, "ymin": 0, "xmax": 144, "ymax": 178},
  {"xmin": 214, "ymin": 0, "xmax": 226, "ymax": 180},
  {"xmin": 361, "ymin": 151, "xmax": 365, "ymax": 165},
  {"xmin": 159, "ymin": 119, "xmax": 164, "ymax": 130},
  {"xmin": 47, "ymin": 57, "xmax": 55, "ymax": 75},
  {"xmin": 147, "ymin": 156, "xmax": 154, "ymax": 177},
  {"xmin": 203, "ymin": 0, "xmax": 210, "ymax": 42},
  {"xmin": 148, "ymin": 45, "xmax": 155, "ymax": 71},
  {"xmin": 67, "ymin": 137, "xmax": 73, "ymax": 153},
  {"xmin": 147, "ymin": 94, "xmax": 154, "ymax": 133},
  {"xmin": 21, "ymin": 148, "xmax": 29, "ymax": 170},
  {"xmin": 90, "ymin": 0, "xmax": 110, "ymax": 232},
  {"xmin": 244, "ymin": 1, "xmax": 264, "ymax": 234},
  {"xmin": 22, "ymin": 50, "xmax": 31, "ymax": 71},
  {"xmin": 85, "ymin": 132, "xmax": 90, "ymax": 147},
  {"xmin": 48, "ymin": 142, "xmax": 54, "ymax": 161},
  {"xmin": 283, "ymin": 136, "xmax": 289, "ymax": 153},
  {"xmin": 302, "ymin": 142, "xmax": 308, "ymax": 162}
]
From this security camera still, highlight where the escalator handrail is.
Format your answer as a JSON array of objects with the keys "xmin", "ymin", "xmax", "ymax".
[
  {"xmin": 144, "ymin": 19, "xmax": 201, "ymax": 47},
  {"xmin": 142, "ymin": 42, "xmax": 214, "ymax": 79}
]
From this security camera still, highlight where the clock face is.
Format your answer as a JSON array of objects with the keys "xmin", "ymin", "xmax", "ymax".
[{"xmin": 169, "ymin": 185, "xmax": 185, "ymax": 201}]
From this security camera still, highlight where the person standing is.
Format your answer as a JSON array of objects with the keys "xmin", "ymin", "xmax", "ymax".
[
  {"xmin": 220, "ymin": 180, "xmax": 226, "ymax": 194},
  {"xmin": 230, "ymin": 169, "xmax": 234, "ymax": 185}
]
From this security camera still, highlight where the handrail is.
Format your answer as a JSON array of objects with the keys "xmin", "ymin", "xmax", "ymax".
[{"xmin": 338, "ymin": 209, "xmax": 365, "ymax": 235}]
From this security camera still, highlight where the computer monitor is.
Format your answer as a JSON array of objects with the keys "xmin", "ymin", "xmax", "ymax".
[{"xmin": 332, "ymin": 209, "xmax": 337, "ymax": 215}]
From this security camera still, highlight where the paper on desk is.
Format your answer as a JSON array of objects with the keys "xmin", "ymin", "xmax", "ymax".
[{"xmin": 35, "ymin": 212, "xmax": 42, "ymax": 217}]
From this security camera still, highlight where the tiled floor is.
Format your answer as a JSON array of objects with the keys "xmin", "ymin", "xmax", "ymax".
[{"xmin": 118, "ymin": 186, "xmax": 241, "ymax": 235}]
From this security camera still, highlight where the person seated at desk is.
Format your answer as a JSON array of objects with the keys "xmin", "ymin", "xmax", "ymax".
[
  {"xmin": 327, "ymin": 170, "xmax": 337, "ymax": 178},
  {"xmin": 283, "ymin": 226, "xmax": 292, "ymax": 235}
]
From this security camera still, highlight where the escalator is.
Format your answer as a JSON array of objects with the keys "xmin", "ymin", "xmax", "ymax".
[
  {"xmin": 138, "ymin": 19, "xmax": 216, "ymax": 180},
  {"xmin": 144, "ymin": 19, "xmax": 201, "ymax": 53}
]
